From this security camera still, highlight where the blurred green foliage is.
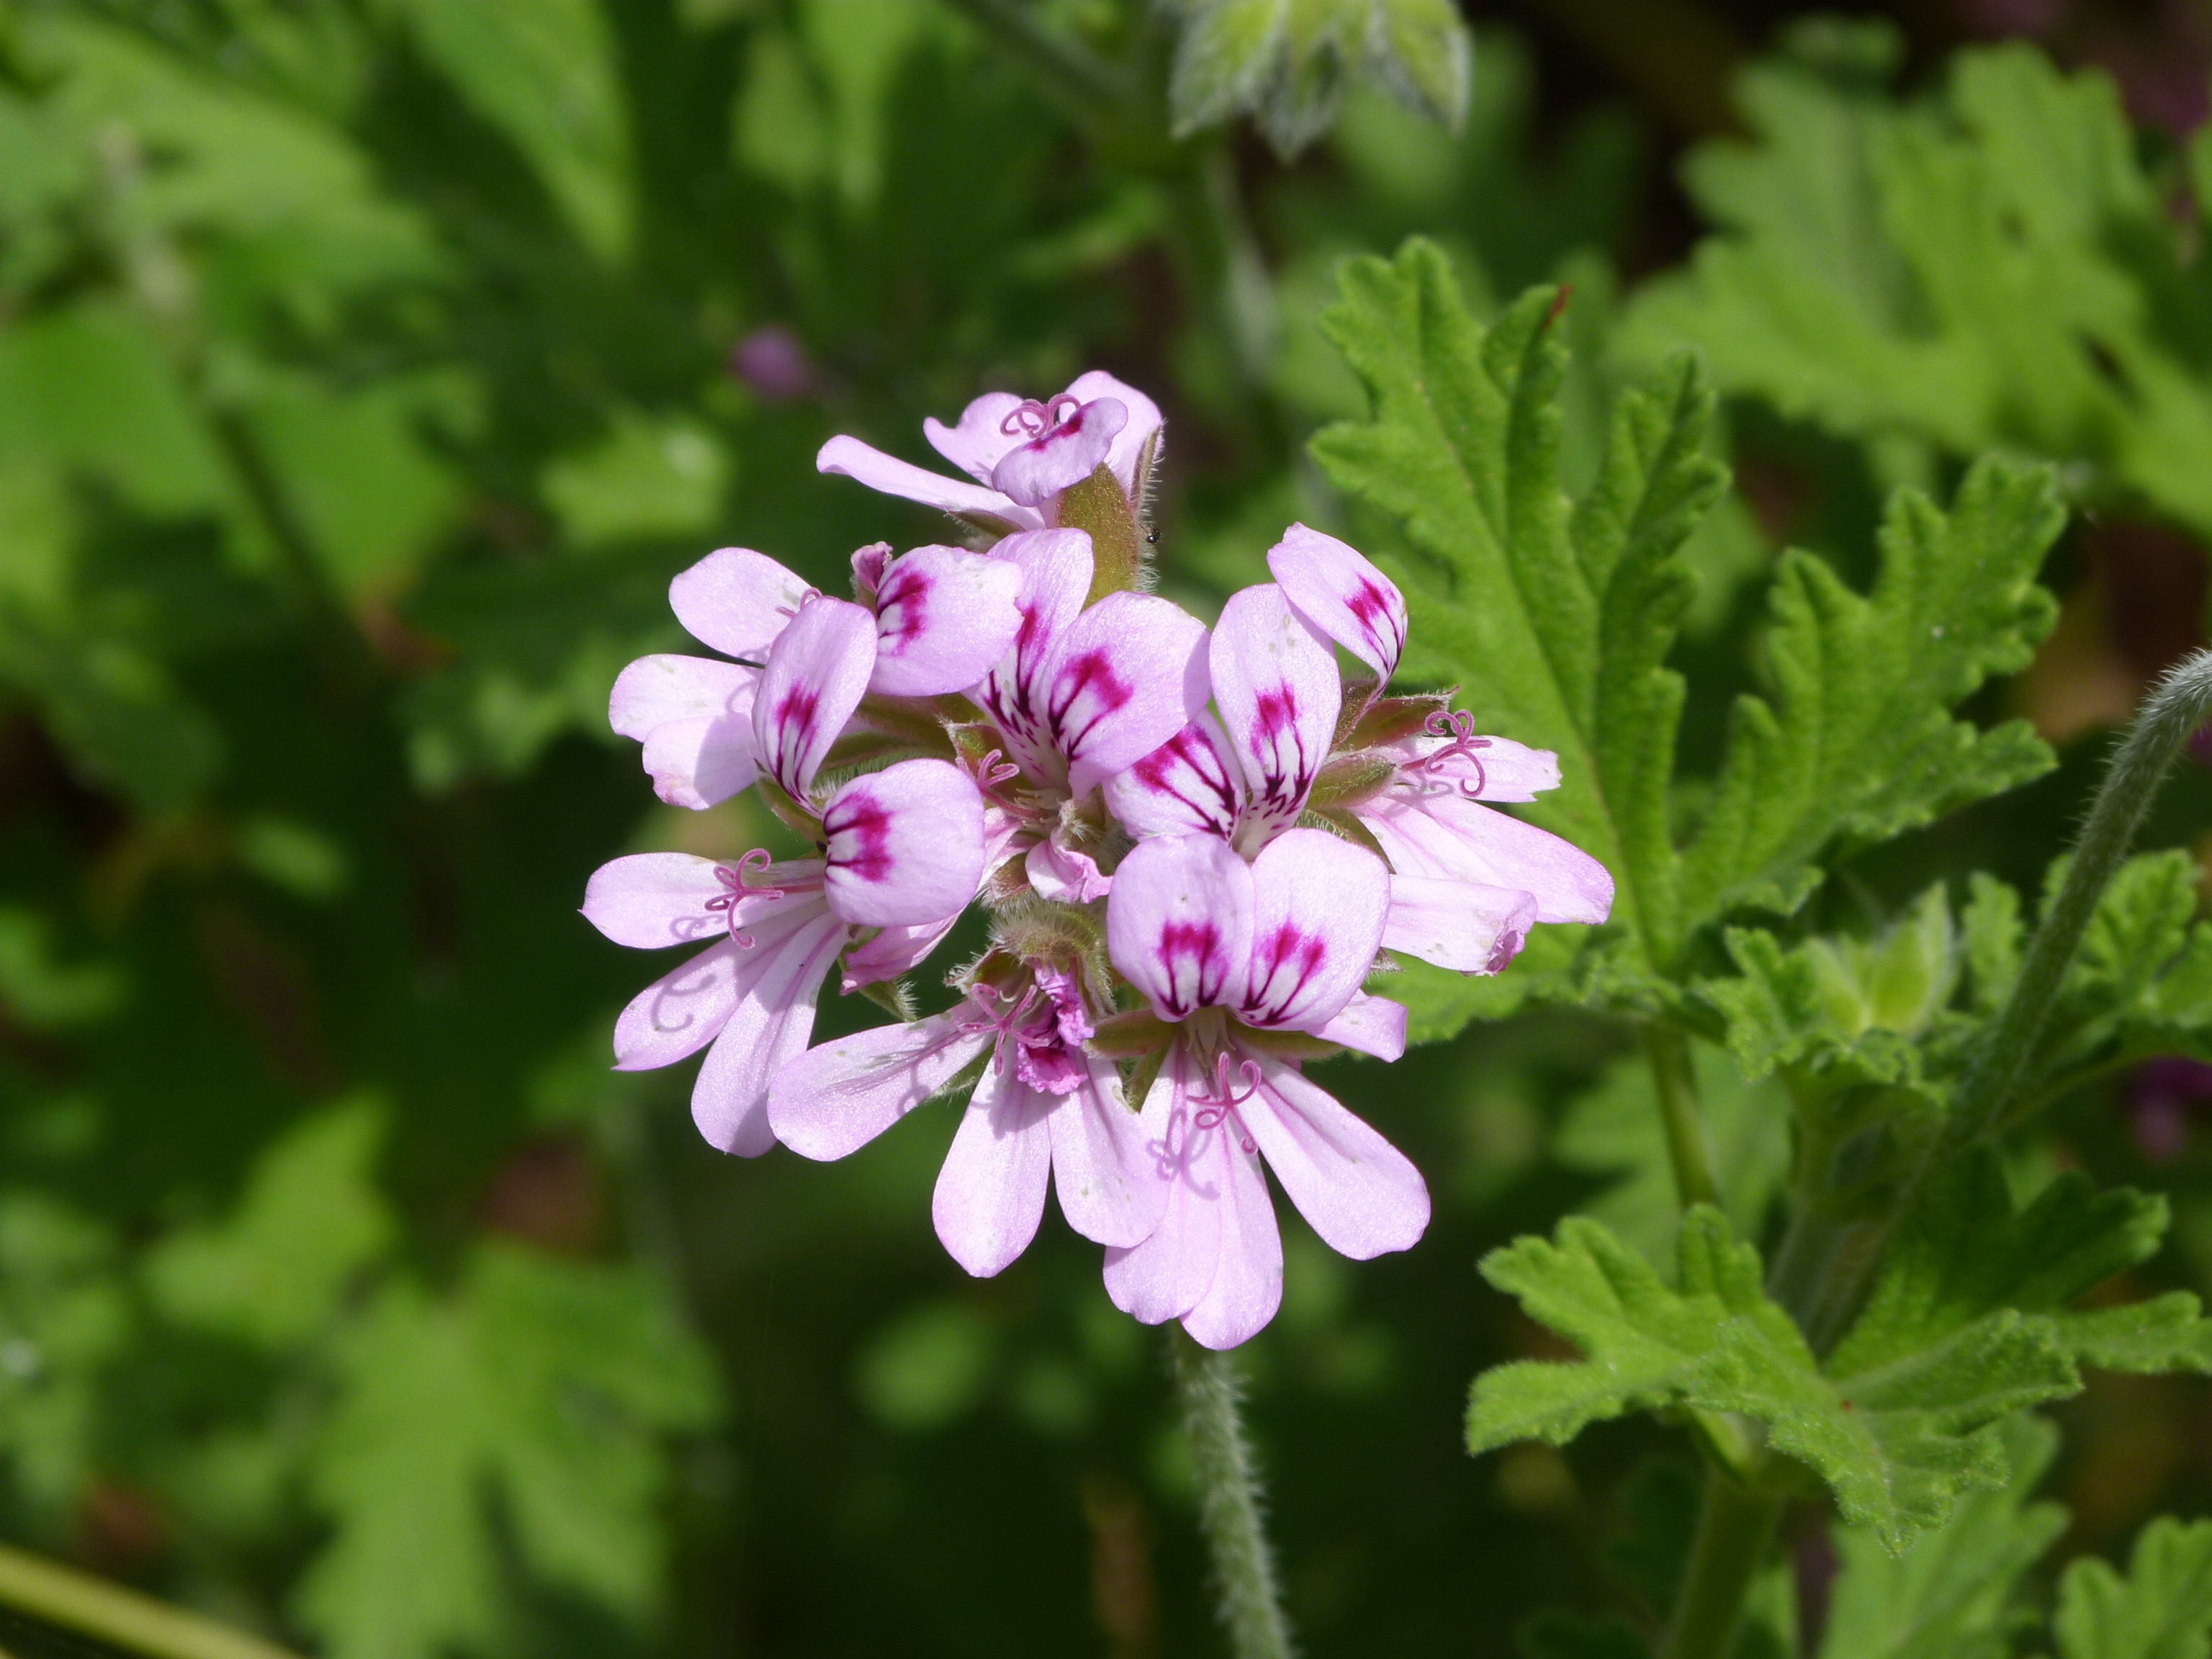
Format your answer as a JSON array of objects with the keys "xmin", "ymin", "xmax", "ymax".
[{"xmin": 4, "ymin": 1, "xmax": 2212, "ymax": 1657}]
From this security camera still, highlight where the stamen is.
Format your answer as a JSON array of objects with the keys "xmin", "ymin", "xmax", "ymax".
[
  {"xmin": 964, "ymin": 747, "xmax": 1023, "ymax": 801},
  {"xmin": 703, "ymin": 848, "xmax": 785, "ymax": 946},
  {"xmin": 1190, "ymin": 1053, "xmax": 1262, "ymax": 1153},
  {"xmin": 1419, "ymin": 708, "xmax": 1491, "ymax": 799},
  {"xmin": 998, "ymin": 394, "xmax": 1083, "ymax": 441}
]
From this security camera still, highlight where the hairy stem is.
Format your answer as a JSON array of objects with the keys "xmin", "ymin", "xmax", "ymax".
[
  {"xmin": 1659, "ymin": 1475, "xmax": 1785, "ymax": 1659},
  {"xmin": 1645, "ymin": 1021, "xmax": 1719, "ymax": 1210},
  {"xmin": 1171, "ymin": 1331, "xmax": 1292, "ymax": 1659},
  {"xmin": 1797, "ymin": 647, "xmax": 2212, "ymax": 1356},
  {"xmin": 1950, "ymin": 647, "xmax": 2212, "ymax": 1144},
  {"xmin": 0, "ymin": 1541, "xmax": 302, "ymax": 1659}
]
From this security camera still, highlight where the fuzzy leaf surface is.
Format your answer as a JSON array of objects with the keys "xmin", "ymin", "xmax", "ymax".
[{"xmin": 1467, "ymin": 1207, "xmax": 2074, "ymax": 1551}]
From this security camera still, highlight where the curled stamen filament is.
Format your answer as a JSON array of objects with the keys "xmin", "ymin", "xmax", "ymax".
[
  {"xmin": 958, "ymin": 982, "xmax": 1041, "ymax": 1037},
  {"xmin": 966, "ymin": 747, "xmax": 1022, "ymax": 800},
  {"xmin": 705, "ymin": 848, "xmax": 785, "ymax": 946},
  {"xmin": 1190, "ymin": 1053, "xmax": 1262, "ymax": 1154},
  {"xmin": 1420, "ymin": 708, "xmax": 1491, "ymax": 800},
  {"xmin": 1000, "ymin": 394, "xmax": 1082, "ymax": 440}
]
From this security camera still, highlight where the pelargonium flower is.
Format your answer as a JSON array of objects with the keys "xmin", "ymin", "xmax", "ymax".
[
  {"xmin": 1096, "ymin": 829, "xmax": 1426, "ymax": 1350},
  {"xmin": 817, "ymin": 371, "xmax": 1163, "ymax": 536},
  {"xmin": 968, "ymin": 527, "xmax": 1210, "ymax": 903},
  {"xmin": 583, "ymin": 597, "xmax": 986, "ymax": 1155},
  {"xmin": 770, "ymin": 944, "xmax": 1164, "ymax": 1277},
  {"xmin": 1110, "ymin": 524, "xmax": 1611, "ymax": 975},
  {"xmin": 610, "ymin": 541, "xmax": 1023, "ymax": 809}
]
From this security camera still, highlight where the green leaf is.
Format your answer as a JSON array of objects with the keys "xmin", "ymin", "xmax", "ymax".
[
  {"xmin": 1820, "ymin": 1413, "xmax": 2066, "ymax": 1659},
  {"xmin": 1468, "ymin": 1207, "xmax": 2075, "ymax": 1551},
  {"xmin": 382, "ymin": 0, "xmax": 634, "ymax": 262},
  {"xmin": 1517, "ymin": 1611, "xmax": 1653, "ymax": 1659},
  {"xmin": 0, "ymin": 908, "xmax": 125, "ymax": 1030},
  {"xmin": 1830, "ymin": 1147, "xmax": 2182, "ymax": 1379},
  {"xmin": 1314, "ymin": 242, "xmax": 2056, "ymax": 982},
  {"xmin": 0, "ymin": 1195, "xmax": 132, "ymax": 1527},
  {"xmin": 1168, "ymin": 0, "xmax": 1473, "ymax": 155},
  {"xmin": 297, "ymin": 1244, "xmax": 721, "ymax": 1659},
  {"xmin": 146, "ymin": 1097, "xmax": 395, "ymax": 1349},
  {"xmin": 2056, "ymin": 1516, "xmax": 2212, "ymax": 1659},
  {"xmin": 1677, "ymin": 458, "xmax": 2059, "ymax": 925},
  {"xmin": 1619, "ymin": 40, "xmax": 2212, "ymax": 546},
  {"xmin": 1314, "ymin": 244, "xmax": 1724, "ymax": 971}
]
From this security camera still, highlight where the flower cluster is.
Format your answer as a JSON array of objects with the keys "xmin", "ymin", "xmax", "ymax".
[{"xmin": 584, "ymin": 373, "xmax": 1612, "ymax": 1348}]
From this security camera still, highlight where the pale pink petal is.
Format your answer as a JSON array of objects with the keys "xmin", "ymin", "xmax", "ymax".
[
  {"xmin": 1381, "ymin": 876, "xmax": 1539, "ymax": 974},
  {"xmin": 1241, "ymin": 1057, "xmax": 1429, "ymax": 1261},
  {"xmin": 1025, "ymin": 837, "xmax": 1110, "ymax": 902},
  {"xmin": 752, "ymin": 596, "xmax": 878, "ymax": 799},
  {"xmin": 1104, "ymin": 1053, "xmax": 1223, "ymax": 1326},
  {"xmin": 1358, "ymin": 794, "xmax": 1613, "ymax": 925},
  {"xmin": 583, "ymin": 853, "xmax": 732, "ymax": 949},
  {"xmin": 924, "ymin": 391, "xmax": 1027, "ymax": 483},
  {"xmin": 1046, "ymin": 1056, "xmax": 1166, "ymax": 1249},
  {"xmin": 611, "ymin": 938, "xmax": 741, "ymax": 1071},
  {"xmin": 817, "ymin": 435, "xmax": 1043, "ymax": 530},
  {"xmin": 869, "ymin": 545, "xmax": 1026, "ymax": 697},
  {"xmin": 668, "ymin": 549, "xmax": 815, "ymax": 661},
  {"xmin": 1392, "ymin": 733, "xmax": 1560, "ymax": 803},
  {"xmin": 1106, "ymin": 835, "xmax": 1255, "ymax": 1020},
  {"xmin": 1049, "ymin": 593, "xmax": 1212, "ymax": 798},
  {"xmin": 849, "ymin": 541, "xmax": 891, "ymax": 603},
  {"xmin": 1065, "ymin": 370, "xmax": 1164, "ymax": 495},
  {"xmin": 1313, "ymin": 991, "xmax": 1407, "ymax": 1061},
  {"xmin": 770, "ymin": 1010, "xmax": 991, "ymax": 1160},
  {"xmin": 641, "ymin": 716, "xmax": 758, "ymax": 809},
  {"xmin": 977, "ymin": 528, "xmax": 1096, "ymax": 786},
  {"xmin": 608, "ymin": 653, "xmax": 757, "ymax": 739},
  {"xmin": 690, "ymin": 908, "xmax": 849, "ymax": 1156},
  {"xmin": 1266, "ymin": 523, "xmax": 1406, "ymax": 682},
  {"xmin": 1102, "ymin": 713, "xmax": 1245, "ymax": 840},
  {"xmin": 932, "ymin": 1061, "xmax": 1056, "ymax": 1277},
  {"xmin": 840, "ymin": 914, "xmax": 958, "ymax": 990},
  {"xmin": 1178, "ymin": 1118, "xmax": 1282, "ymax": 1352},
  {"xmin": 821, "ymin": 758, "xmax": 985, "ymax": 928},
  {"xmin": 1209, "ymin": 584, "xmax": 1338, "ymax": 839},
  {"xmin": 991, "ymin": 397, "xmax": 1125, "ymax": 508},
  {"xmin": 1235, "ymin": 828, "xmax": 1388, "ymax": 1034}
]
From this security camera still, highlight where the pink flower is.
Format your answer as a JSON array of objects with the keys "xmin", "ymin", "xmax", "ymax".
[
  {"xmin": 584, "ymin": 598, "xmax": 986, "ymax": 1155},
  {"xmin": 971, "ymin": 526, "xmax": 1210, "ymax": 902},
  {"xmin": 817, "ymin": 371, "xmax": 1164, "ymax": 535},
  {"xmin": 769, "ymin": 956, "xmax": 1166, "ymax": 1276},
  {"xmin": 1099, "ymin": 830, "xmax": 1428, "ymax": 1349},
  {"xmin": 610, "ymin": 541, "xmax": 1023, "ymax": 808},
  {"xmin": 1108, "ymin": 526, "xmax": 1611, "ymax": 975}
]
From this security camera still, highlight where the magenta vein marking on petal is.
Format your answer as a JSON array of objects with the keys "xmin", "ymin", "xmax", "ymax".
[
  {"xmin": 1249, "ymin": 683, "xmax": 1316, "ymax": 809},
  {"xmin": 770, "ymin": 685, "xmax": 821, "ymax": 791},
  {"xmin": 824, "ymin": 790, "xmax": 895, "ymax": 884},
  {"xmin": 1347, "ymin": 579, "xmax": 1403, "ymax": 660},
  {"xmin": 1155, "ymin": 920, "xmax": 1225, "ymax": 1016},
  {"xmin": 1242, "ymin": 922, "xmax": 1325, "ymax": 1025},
  {"xmin": 875, "ymin": 565, "xmax": 930, "ymax": 655},
  {"xmin": 1133, "ymin": 732, "xmax": 1237, "ymax": 832},
  {"xmin": 1048, "ymin": 649, "xmax": 1134, "ymax": 759}
]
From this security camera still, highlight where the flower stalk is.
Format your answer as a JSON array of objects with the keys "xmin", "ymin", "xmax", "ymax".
[
  {"xmin": 0, "ymin": 1539, "xmax": 303, "ymax": 1659},
  {"xmin": 1172, "ymin": 1331, "xmax": 1292, "ymax": 1659}
]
